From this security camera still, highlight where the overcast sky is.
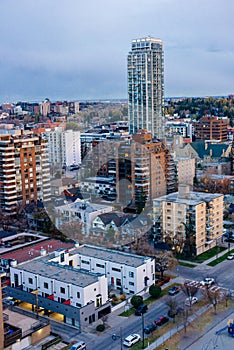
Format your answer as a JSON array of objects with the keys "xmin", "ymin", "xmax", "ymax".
[{"xmin": 0, "ymin": 0, "xmax": 233, "ymax": 102}]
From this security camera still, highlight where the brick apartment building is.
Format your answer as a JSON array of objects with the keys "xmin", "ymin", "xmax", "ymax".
[
  {"xmin": 0, "ymin": 130, "xmax": 51, "ymax": 214},
  {"xmin": 194, "ymin": 116, "xmax": 228, "ymax": 142}
]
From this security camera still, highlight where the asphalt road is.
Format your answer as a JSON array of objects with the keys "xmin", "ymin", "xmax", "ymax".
[
  {"xmin": 64, "ymin": 257, "xmax": 234, "ymax": 349},
  {"xmin": 177, "ymin": 257, "xmax": 234, "ymax": 291}
]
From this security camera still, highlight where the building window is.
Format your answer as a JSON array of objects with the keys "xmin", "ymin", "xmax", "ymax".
[
  {"xmin": 116, "ymin": 278, "xmax": 121, "ymax": 286},
  {"xmin": 28, "ymin": 277, "xmax": 33, "ymax": 284},
  {"xmin": 129, "ymin": 271, "xmax": 134, "ymax": 278},
  {"xmin": 81, "ymin": 260, "xmax": 90, "ymax": 265},
  {"xmin": 112, "ymin": 267, "xmax": 121, "ymax": 272},
  {"xmin": 60, "ymin": 287, "xmax": 65, "ymax": 294},
  {"xmin": 44, "ymin": 282, "xmax": 48, "ymax": 289},
  {"xmin": 77, "ymin": 291, "xmax": 80, "ymax": 298},
  {"xmin": 96, "ymin": 263, "xmax": 105, "ymax": 268},
  {"xmin": 76, "ymin": 302, "xmax": 82, "ymax": 307},
  {"xmin": 60, "ymin": 253, "xmax": 65, "ymax": 263},
  {"xmin": 129, "ymin": 282, "xmax": 134, "ymax": 286}
]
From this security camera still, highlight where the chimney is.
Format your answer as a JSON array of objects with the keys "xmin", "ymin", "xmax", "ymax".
[{"xmin": 178, "ymin": 184, "xmax": 190, "ymax": 199}]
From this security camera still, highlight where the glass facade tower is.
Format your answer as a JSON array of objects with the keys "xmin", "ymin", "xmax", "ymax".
[{"xmin": 128, "ymin": 37, "xmax": 165, "ymax": 139}]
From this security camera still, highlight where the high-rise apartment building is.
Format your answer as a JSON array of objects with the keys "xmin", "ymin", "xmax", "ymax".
[
  {"xmin": 46, "ymin": 128, "xmax": 81, "ymax": 167},
  {"xmin": 128, "ymin": 37, "xmax": 165, "ymax": 139},
  {"xmin": 0, "ymin": 131, "xmax": 51, "ymax": 214},
  {"xmin": 153, "ymin": 185, "xmax": 223, "ymax": 255},
  {"xmin": 82, "ymin": 131, "xmax": 176, "ymax": 212}
]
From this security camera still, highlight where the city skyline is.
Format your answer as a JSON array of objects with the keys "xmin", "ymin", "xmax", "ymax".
[{"xmin": 0, "ymin": 0, "xmax": 233, "ymax": 102}]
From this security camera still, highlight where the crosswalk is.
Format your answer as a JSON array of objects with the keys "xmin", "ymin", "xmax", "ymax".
[{"xmin": 185, "ymin": 279, "xmax": 231, "ymax": 296}]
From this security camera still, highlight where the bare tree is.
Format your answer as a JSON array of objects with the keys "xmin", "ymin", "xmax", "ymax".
[
  {"xmin": 200, "ymin": 285, "xmax": 220, "ymax": 314},
  {"xmin": 154, "ymin": 251, "xmax": 178, "ymax": 279},
  {"xmin": 181, "ymin": 281, "xmax": 198, "ymax": 307},
  {"xmin": 165, "ymin": 296, "xmax": 179, "ymax": 322}
]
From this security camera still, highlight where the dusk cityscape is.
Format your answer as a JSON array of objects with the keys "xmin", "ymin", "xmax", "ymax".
[{"xmin": 0, "ymin": 1, "xmax": 234, "ymax": 350}]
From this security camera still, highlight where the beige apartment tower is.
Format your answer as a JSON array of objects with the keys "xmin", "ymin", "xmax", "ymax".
[{"xmin": 153, "ymin": 185, "xmax": 223, "ymax": 255}]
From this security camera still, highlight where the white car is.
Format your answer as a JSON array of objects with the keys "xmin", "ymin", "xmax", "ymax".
[
  {"xmin": 200, "ymin": 278, "xmax": 215, "ymax": 286},
  {"xmin": 123, "ymin": 334, "xmax": 141, "ymax": 347},
  {"xmin": 227, "ymin": 253, "xmax": 234, "ymax": 260},
  {"xmin": 185, "ymin": 297, "xmax": 198, "ymax": 306}
]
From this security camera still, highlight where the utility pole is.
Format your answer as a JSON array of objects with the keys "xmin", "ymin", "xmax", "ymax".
[
  {"xmin": 120, "ymin": 327, "xmax": 123, "ymax": 350},
  {"xmin": 142, "ymin": 312, "xmax": 145, "ymax": 349}
]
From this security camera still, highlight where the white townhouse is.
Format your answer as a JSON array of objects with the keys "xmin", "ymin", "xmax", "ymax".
[
  {"xmin": 65, "ymin": 245, "xmax": 155, "ymax": 295},
  {"xmin": 10, "ymin": 249, "xmax": 108, "ymax": 309}
]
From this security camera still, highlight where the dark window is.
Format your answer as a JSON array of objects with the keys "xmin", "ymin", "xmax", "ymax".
[
  {"xmin": 60, "ymin": 287, "xmax": 65, "ymax": 294},
  {"xmin": 77, "ymin": 291, "xmax": 80, "ymax": 298},
  {"xmin": 60, "ymin": 253, "xmax": 65, "ymax": 262},
  {"xmin": 81, "ymin": 260, "xmax": 90, "ymax": 265},
  {"xmin": 28, "ymin": 277, "xmax": 33, "ymax": 284},
  {"xmin": 44, "ymin": 282, "xmax": 48, "ymax": 289},
  {"xmin": 96, "ymin": 263, "xmax": 105, "ymax": 268},
  {"xmin": 112, "ymin": 267, "xmax": 121, "ymax": 272}
]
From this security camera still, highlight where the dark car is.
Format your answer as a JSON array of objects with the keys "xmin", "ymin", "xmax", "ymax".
[
  {"xmin": 144, "ymin": 323, "xmax": 157, "ymax": 334},
  {"xmin": 134, "ymin": 304, "xmax": 148, "ymax": 316},
  {"xmin": 168, "ymin": 286, "xmax": 180, "ymax": 296},
  {"xmin": 154, "ymin": 315, "xmax": 169, "ymax": 326},
  {"xmin": 225, "ymin": 238, "xmax": 234, "ymax": 243}
]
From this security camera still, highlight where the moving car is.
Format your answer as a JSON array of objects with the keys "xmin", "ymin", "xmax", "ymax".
[
  {"xmin": 185, "ymin": 296, "xmax": 198, "ymax": 306},
  {"xmin": 226, "ymin": 253, "xmax": 234, "ymax": 260},
  {"xmin": 154, "ymin": 315, "xmax": 169, "ymax": 326},
  {"xmin": 69, "ymin": 341, "xmax": 86, "ymax": 350},
  {"xmin": 134, "ymin": 304, "xmax": 148, "ymax": 316},
  {"xmin": 123, "ymin": 334, "xmax": 141, "ymax": 347},
  {"xmin": 200, "ymin": 278, "xmax": 215, "ymax": 286},
  {"xmin": 144, "ymin": 323, "xmax": 157, "ymax": 334},
  {"xmin": 168, "ymin": 286, "xmax": 180, "ymax": 296}
]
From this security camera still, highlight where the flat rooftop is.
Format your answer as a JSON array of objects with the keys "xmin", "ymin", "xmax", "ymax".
[
  {"xmin": 15, "ymin": 258, "xmax": 101, "ymax": 287},
  {"xmin": 1, "ymin": 239, "xmax": 74, "ymax": 263},
  {"xmin": 72, "ymin": 244, "xmax": 152, "ymax": 267},
  {"xmin": 154, "ymin": 191, "xmax": 223, "ymax": 206}
]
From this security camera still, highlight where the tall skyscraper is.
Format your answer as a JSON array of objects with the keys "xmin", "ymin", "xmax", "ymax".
[{"xmin": 128, "ymin": 37, "xmax": 165, "ymax": 139}]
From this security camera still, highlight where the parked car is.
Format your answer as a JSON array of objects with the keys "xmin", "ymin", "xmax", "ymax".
[
  {"xmin": 69, "ymin": 341, "xmax": 86, "ymax": 350},
  {"xmin": 135, "ymin": 304, "xmax": 148, "ymax": 316},
  {"xmin": 69, "ymin": 342, "xmax": 86, "ymax": 350},
  {"xmin": 200, "ymin": 278, "xmax": 215, "ymax": 286},
  {"xmin": 227, "ymin": 253, "xmax": 234, "ymax": 260},
  {"xmin": 168, "ymin": 286, "xmax": 180, "ymax": 296},
  {"xmin": 144, "ymin": 323, "xmax": 157, "ymax": 334},
  {"xmin": 154, "ymin": 315, "xmax": 169, "ymax": 326},
  {"xmin": 185, "ymin": 297, "xmax": 198, "ymax": 306},
  {"xmin": 123, "ymin": 334, "xmax": 141, "ymax": 347},
  {"xmin": 225, "ymin": 238, "xmax": 234, "ymax": 243}
]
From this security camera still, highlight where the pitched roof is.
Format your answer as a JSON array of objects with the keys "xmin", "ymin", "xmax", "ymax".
[
  {"xmin": 190, "ymin": 141, "xmax": 230, "ymax": 159},
  {"xmin": 97, "ymin": 212, "xmax": 131, "ymax": 227}
]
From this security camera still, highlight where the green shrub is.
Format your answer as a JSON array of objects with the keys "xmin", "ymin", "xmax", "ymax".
[
  {"xmin": 130, "ymin": 295, "xmax": 143, "ymax": 308},
  {"xmin": 96, "ymin": 324, "xmax": 105, "ymax": 332},
  {"xmin": 149, "ymin": 284, "xmax": 161, "ymax": 298}
]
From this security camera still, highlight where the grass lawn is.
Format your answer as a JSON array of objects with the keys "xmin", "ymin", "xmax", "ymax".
[
  {"xmin": 194, "ymin": 246, "xmax": 226, "ymax": 263},
  {"xmin": 177, "ymin": 246, "xmax": 226, "ymax": 263},
  {"xmin": 179, "ymin": 261, "xmax": 196, "ymax": 268},
  {"xmin": 208, "ymin": 249, "xmax": 234, "ymax": 266}
]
